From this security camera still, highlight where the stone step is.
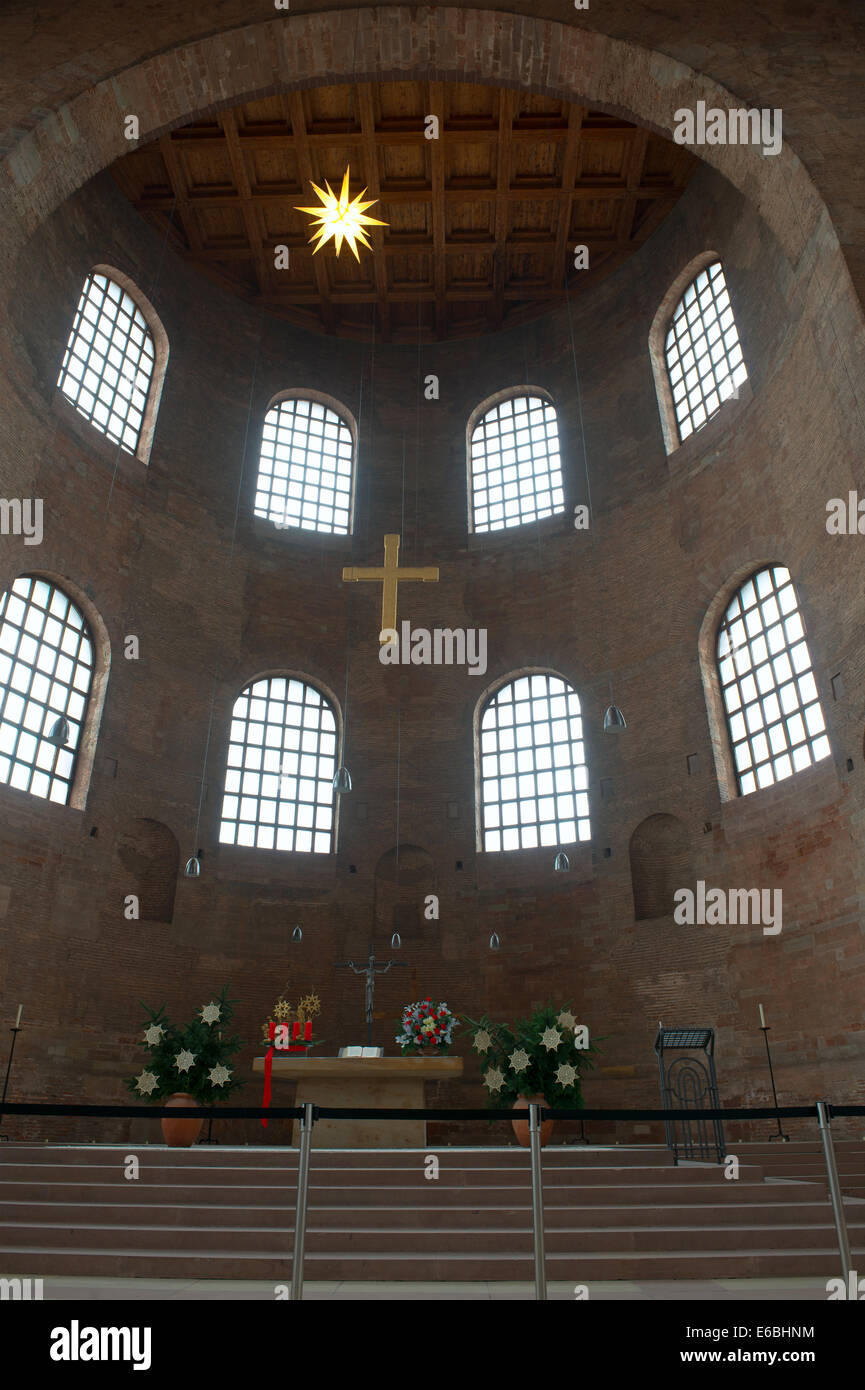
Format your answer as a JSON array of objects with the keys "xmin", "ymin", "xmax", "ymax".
[
  {"xmin": 2, "ymin": 1217, "xmax": 861, "ymax": 1257},
  {"xmin": 0, "ymin": 1143, "xmax": 677, "ymax": 1168},
  {"xmin": 0, "ymin": 1160, "xmax": 756, "ymax": 1188},
  {"xmin": 2, "ymin": 1197, "xmax": 856, "ymax": 1229},
  {"xmin": 0, "ymin": 1245, "xmax": 851, "ymax": 1280},
  {"xmin": 0, "ymin": 1177, "xmax": 810, "ymax": 1207}
]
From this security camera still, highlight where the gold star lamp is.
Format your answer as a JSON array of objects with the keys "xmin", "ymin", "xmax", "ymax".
[{"xmin": 296, "ymin": 166, "xmax": 387, "ymax": 261}]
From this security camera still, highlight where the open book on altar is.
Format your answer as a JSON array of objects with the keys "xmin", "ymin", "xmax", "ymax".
[{"xmin": 338, "ymin": 1046, "xmax": 384, "ymax": 1058}]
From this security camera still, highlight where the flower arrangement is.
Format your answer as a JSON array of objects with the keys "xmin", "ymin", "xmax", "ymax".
[
  {"xmin": 396, "ymin": 998, "xmax": 458, "ymax": 1055},
  {"xmin": 462, "ymin": 1001, "xmax": 601, "ymax": 1109}
]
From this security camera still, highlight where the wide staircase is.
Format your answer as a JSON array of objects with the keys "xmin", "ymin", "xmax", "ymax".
[
  {"xmin": 735, "ymin": 1140, "xmax": 865, "ymax": 1199},
  {"xmin": 1, "ymin": 1142, "xmax": 863, "ymax": 1282}
]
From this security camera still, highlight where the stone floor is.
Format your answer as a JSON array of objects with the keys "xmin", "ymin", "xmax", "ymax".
[{"xmin": 27, "ymin": 1275, "xmax": 833, "ymax": 1300}]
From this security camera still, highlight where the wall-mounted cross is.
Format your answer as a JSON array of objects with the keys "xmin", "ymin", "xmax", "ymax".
[{"xmin": 342, "ymin": 533, "xmax": 439, "ymax": 642}]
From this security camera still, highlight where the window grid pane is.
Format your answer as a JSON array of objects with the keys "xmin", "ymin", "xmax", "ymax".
[
  {"xmin": 479, "ymin": 673, "xmax": 590, "ymax": 850},
  {"xmin": 255, "ymin": 398, "xmax": 354, "ymax": 536},
  {"xmin": 0, "ymin": 576, "xmax": 94, "ymax": 804},
  {"xmin": 218, "ymin": 676, "xmax": 337, "ymax": 853},
  {"xmin": 717, "ymin": 566, "xmax": 830, "ymax": 797},
  {"xmin": 57, "ymin": 272, "xmax": 155, "ymax": 456},
  {"xmin": 665, "ymin": 263, "xmax": 747, "ymax": 443},
  {"xmin": 470, "ymin": 395, "xmax": 565, "ymax": 534}
]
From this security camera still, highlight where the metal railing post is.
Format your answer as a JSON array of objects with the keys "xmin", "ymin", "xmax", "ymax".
[
  {"xmin": 290, "ymin": 1101, "xmax": 315, "ymax": 1301},
  {"xmin": 529, "ymin": 1102, "xmax": 547, "ymax": 1301},
  {"xmin": 816, "ymin": 1100, "xmax": 853, "ymax": 1281}
]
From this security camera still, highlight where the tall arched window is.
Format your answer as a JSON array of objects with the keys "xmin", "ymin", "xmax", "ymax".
[
  {"xmin": 468, "ymin": 392, "xmax": 565, "ymax": 533},
  {"xmin": 57, "ymin": 268, "xmax": 166, "ymax": 459},
  {"xmin": 0, "ymin": 576, "xmax": 96, "ymax": 805},
  {"xmin": 663, "ymin": 260, "xmax": 747, "ymax": 442},
  {"xmin": 717, "ymin": 566, "xmax": 830, "ymax": 796},
  {"xmin": 478, "ymin": 673, "xmax": 590, "ymax": 851},
  {"xmin": 255, "ymin": 395, "xmax": 355, "ymax": 535},
  {"xmin": 218, "ymin": 675, "xmax": 339, "ymax": 852}
]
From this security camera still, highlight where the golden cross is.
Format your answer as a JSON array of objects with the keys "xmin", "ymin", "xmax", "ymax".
[{"xmin": 342, "ymin": 534, "xmax": 439, "ymax": 642}]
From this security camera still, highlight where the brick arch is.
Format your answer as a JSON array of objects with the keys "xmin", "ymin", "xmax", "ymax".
[{"xmin": 0, "ymin": 5, "xmax": 853, "ymax": 340}]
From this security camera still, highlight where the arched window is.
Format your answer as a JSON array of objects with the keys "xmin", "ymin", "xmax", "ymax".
[
  {"xmin": 468, "ymin": 392, "xmax": 565, "ymax": 533},
  {"xmin": 717, "ymin": 566, "xmax": 830, "ymax": 796},
  {"xmin": 255, "ymin": 395, "xmax": 355, "ymax": 535},
  {"xmin": 0, "ymin": 576, "xmax": 96, "ymax": 805},
  {"xmin": 478, "ymin": 673, "xmax": 590, "ymax": 851},
  {"xmin": 218, "ymin": 675, "xmax": 339, "ymax": 852},
  {"xmin": 663, "ymin": 260, "xmax": 747, "ymax": 442},
  {"xmin": 57, "ymin": 269, "xmax": 165, "ymax": 459}
]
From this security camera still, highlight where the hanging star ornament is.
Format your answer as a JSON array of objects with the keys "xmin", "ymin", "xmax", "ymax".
[
  {"xmin": 555, "ymin": 1061, "xmax": 578, "ymax": 1088},
  {"xmin": 484, "ymin": 1067, "xmax": 505, "ymax": 1093},
  {"xmin": 199, "ymin": 1002, "xmax": 222, "ymax": 1025},
  {"xmin": 135, "ymin": 1070, "xmax": 158, "ymax": 1095},
  {"xmin": 556, "ymin": 1010, "xmax": 577, "ymax": 1033},
  {"xmin": 541, "ymin": 1026, "xmax": 563, "ymax": 1052},
  {"xmin": 208, "ymin": 1064, "xmax": 231, "ymax": 1088},
  {"xmin": 295, "ymin": 166, "xmax": 387, "ymax": 261},
  {"xmin": 472, "ymin": 1028, "xmax": 493, "ymax": 1053},
  {"xmin": 174, "ymin": 1049, "xmax": 196, "ymax": 1074},
  {"xmin": 509, "ymin": 1047, "xmax": 530, "ymax": 1073},
  {"xmin": 143, "ymin": 1024, "xmax": 165, "ymax": 1046}
]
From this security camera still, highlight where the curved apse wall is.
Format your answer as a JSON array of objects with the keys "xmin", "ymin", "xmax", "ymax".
[{"xmin": 1, "ymin": 107, "xmax": 864, "ymax": 1140}]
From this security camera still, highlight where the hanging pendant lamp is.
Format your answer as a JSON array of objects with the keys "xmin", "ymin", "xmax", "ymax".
[
  {"xmin": 554, "ymin": 850, "xmax": 570, "ymax": 872},
  {"xmin": 46, "ymin": 715, "xmax": 70, "ymax": 747},
  {"xmin": 489, "ymin": 931, "xmax": 500, "ymax": 951},
  {"xmin": 390, "ymin": 932, "xmax": 401, "ymax": 949},
  {"xmin": 184, "ymin": 856, "xmax": 201, "ymax": 879},
  {"xmin": 333, "ymin": 765, "xmax": 352, "ymax": 793},
  {"xmin": 603, "ymin": 704, "xmax": 627, "ymax": 732}
]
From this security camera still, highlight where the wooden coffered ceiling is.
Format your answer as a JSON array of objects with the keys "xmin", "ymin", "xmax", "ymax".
[{"xmin": 110, "ymin": 82, "xmax": 698, "ymax": 342}]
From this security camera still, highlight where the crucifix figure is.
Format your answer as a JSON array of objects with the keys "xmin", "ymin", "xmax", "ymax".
[
  {"xmin": 334, "ymin": 942, "xmax": 407, "ymax": 1046},
  {"xmin": 342, "ymin": 533, "xmax": 439, "ymax": 643}
]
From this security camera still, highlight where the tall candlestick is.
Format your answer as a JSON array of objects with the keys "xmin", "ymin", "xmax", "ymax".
[
  {"xmin": 759, "ymin": 1003, "xmax": 766, "ymax": 1028},
  {"xmin": 14, "ymin": 1006, "xmax": 22, "ymax": 1029}
]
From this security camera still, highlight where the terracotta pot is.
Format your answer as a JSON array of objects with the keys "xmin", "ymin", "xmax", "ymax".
[
  {"xmin": 511, "ymin": 1095, "xmax": 554, "ymax": 1148},
  {"xmin": 161, "ymin": 1093, "xmax": 203, "ymax": 1147}
]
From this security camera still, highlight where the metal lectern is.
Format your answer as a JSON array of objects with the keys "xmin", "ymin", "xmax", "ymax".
[{"xmin": 654, "ymin": 1026, "xmax": 725, "ymax": 1164}]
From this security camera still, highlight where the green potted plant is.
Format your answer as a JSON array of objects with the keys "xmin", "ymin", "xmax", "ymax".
[
  {"xmin": 125, "ymin": 983, "xmax": 245, "ymax": 1145},
  {"xmin": 463, "ymin": 1001, "xmax": 601, "ymax": 1146}
]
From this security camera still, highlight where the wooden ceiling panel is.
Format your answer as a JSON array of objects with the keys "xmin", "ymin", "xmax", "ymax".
[
  {"xmin": 446, "ymin": 141, "xmax": 494, "ymax": 188},
  {"xmin": 306, "ymin": 85, "xmax": 357, "ymax": 131},
  {"xmin": 111, "ymin": 80, "xmax": 698, "ymax": 341},
  {"xmin": 380, "ymin": 143, "xmax": 428, "ymax": 188},
  {"xmin": 445, "ymin": 85, "xmax": 497, "ymax": 126},
  {"xmin": 514, "ymin": 93, "xmax": 569, "ymax": 128},
  {"xmin": 385, "ymin": 201, "xmax": 431, "ymax": 239},
  {"xmin": 511, "ymin": 139, "xmax": 564, "ymax": 187},
  {"xmin": 447, "ymin": 251, "xmax": 493, "ymax": 288},
  {"xmin": 388, "ymin": 252, "xmax": 433, "ymax": 289},
  {"xmin": 182, "ymin": 146, "xmax": 235, "ymax": 196},
  {"xmin": 570, "ymin": 198, "xmax": 619, "ymax": 238},
  {"xmin": 248, "ymin": 146, "xmax": 300, "ymax": 193},
  {"xmin": 238, "ymin": 97, "xmax": 292, "ymax": 135},
  {"xmin": 509, "ymin": 198, "xmax": 558, "ymax": 239},
  {"xmin": 446, "ymin": 200, "xmax": 494, "ymax": 240},
  {"xmin": 377, "ymin": 82, "xmax": 426, "ymax": 125},
  {"xmin": 578, "ymin": 133, "xmax": 630, "ymax": 182}
]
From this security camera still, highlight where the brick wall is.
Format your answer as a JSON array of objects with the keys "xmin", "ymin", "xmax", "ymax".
[{"xmin": 0, "ymin": 88, "xmax": 863, "ymax": 1146}]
